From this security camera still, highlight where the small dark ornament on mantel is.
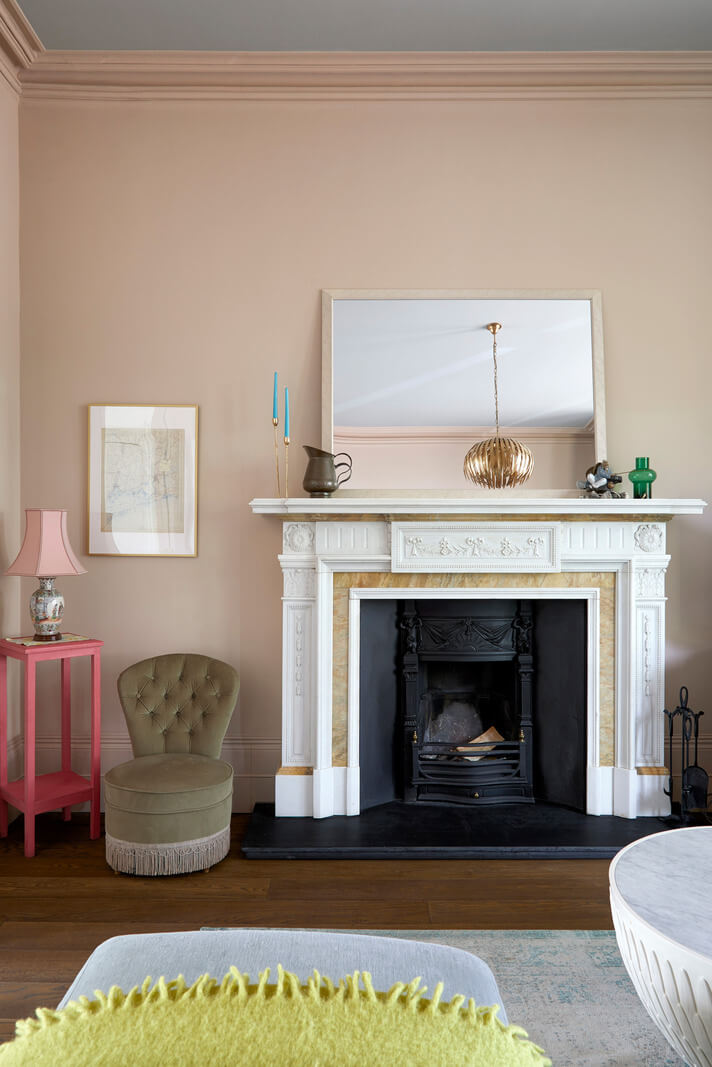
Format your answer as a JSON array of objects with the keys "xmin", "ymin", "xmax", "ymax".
[
  {"xmin": 663, "ymin": 686, "xmax": 710, "ymax": 825},
  {"xmin": 576, "ymin": 461, "xmax": 627, "ymax": 499}
]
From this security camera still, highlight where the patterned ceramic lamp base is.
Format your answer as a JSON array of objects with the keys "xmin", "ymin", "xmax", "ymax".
[{"xmin": 29, "ymin": 577, "xmax": 64, "ymax": 641}]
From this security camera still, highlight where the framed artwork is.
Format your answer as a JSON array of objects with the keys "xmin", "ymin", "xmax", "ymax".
[{"xmin": 88, "ymin": 404, "xmax": 198, "ymax": 556}]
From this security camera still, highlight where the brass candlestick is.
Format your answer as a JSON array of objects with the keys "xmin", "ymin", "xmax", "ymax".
[
  {"xmin": 284, "ymin": 436, "xmax": 290, "ymax": 499},
  {"xmin": 272, "ymin": 417, "xmax": 282, "ymax": 497}
]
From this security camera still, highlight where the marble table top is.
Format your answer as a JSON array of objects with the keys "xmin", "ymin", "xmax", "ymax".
[{"xmin": 611, "ymin": 826, "xmax": 712, "ymax": 958}]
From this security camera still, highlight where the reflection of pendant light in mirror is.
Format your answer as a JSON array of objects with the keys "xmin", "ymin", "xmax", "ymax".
[{"xmin": 464, "ymin": 322, "xmax": 534, "ymax": 488}]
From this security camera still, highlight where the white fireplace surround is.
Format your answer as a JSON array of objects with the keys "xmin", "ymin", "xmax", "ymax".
[{"xmin": 249, "ymin": 497, "xmax": 706, "ymax": 820}]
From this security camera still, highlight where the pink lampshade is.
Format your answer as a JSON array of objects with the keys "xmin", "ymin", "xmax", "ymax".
[{"xmin": 5, "ymin": 509, "xmax": 87, "ymax": 577}]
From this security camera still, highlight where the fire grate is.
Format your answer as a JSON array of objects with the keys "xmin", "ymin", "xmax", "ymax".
[{"xmin": 400, "ymin": 598, "xmax": 535, "ymax": 806}]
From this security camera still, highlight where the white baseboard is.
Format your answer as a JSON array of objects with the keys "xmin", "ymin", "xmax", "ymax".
[
  {"xmin": 6, "ymin": 733, "xmax": 22, "ymax": 773},
  {"xmin": 25, "ymin": 734, "xmax": 280, "ymax": 813},
  {"xmin": 5, "ymin": 734, "xmax": 23, "ymax": 823},
  {"xmin": 612, "ymin": 766, "xmax": 669, "ymax": 818},
  {"xmin": 636, "ymin": 773, "xmax": 670, "ymax": 817},
  {"xmin": 587, "ymin": 765, "xmax": 613, "ymax": 815},
  {"xmin": 11, "ymin": 733, "xmax": 710, "ymax": 820},
  {"xmin": 613, "ymin": 767, "xmax": 639, "ymax": 818},
  {"xmin": 275, "ymin": 772, "xmax": 313, "ymax": 816},
  {"xmin": 346, "ymin": 766, "xmax": 360, "ymax": 816},
  {"xmin": 276, "ymin": 766, "xmax": 351, "ymax": 817}
]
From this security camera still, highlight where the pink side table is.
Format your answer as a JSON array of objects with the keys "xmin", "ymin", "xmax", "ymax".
[{"xmin": 0, "ymin": 634, "xmax": 102, "ymax": 857}]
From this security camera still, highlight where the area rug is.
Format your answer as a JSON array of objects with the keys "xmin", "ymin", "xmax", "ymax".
[
  {"xmin": 203, "ymin": 927, "xmax": 678, "ymax": 1064},
  {"xmin": 368, "ymin": 930, "xmax": 679, "ymax": 1066}
]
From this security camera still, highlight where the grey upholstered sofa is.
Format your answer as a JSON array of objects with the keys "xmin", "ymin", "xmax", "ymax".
[{"xmin": 59, "ymin": 928, "xmax": 507, "ymax": 1023}]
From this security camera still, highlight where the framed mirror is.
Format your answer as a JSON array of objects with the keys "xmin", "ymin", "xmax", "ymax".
[{"xmin": 322, "ymin": 289, "xmax": 606, "ymax": 491}]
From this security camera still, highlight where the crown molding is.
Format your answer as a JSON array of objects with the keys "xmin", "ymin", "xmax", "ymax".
[
  {"xmin": 18, "ymin": 50, "xmax": 712, "ymax": 102},
  {"xmin": 0, "ymin": 0, "xmax": 42, "ymax": 94}
]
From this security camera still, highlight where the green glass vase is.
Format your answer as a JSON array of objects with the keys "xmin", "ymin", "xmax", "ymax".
[{"xmin": 628, "ymin": 457, "xmax": 657, "ymax": 499}]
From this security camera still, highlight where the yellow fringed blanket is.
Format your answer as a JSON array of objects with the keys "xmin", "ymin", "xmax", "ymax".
[{"xmin": 0, "ymin": 967, "xmax": 551, "ymax": 1066}]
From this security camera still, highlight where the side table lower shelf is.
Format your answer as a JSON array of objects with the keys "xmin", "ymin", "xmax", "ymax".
[
  {"xmin": 2, "ymin": 770, "xmax": 94, "ymax": 815},
  {"xmin": 0, "ymin": 635, "xmax": 103, "ymax": 856}
]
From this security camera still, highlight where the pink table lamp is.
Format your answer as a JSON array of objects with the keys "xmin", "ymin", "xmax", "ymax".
[{"xmin": 5, "ymin": 509, "xmax": 86, "ymax": 641}]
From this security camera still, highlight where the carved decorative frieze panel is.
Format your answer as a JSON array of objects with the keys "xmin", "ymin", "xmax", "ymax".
[
  {"xmin": 283, "ymin": 522, "xmax": 315, "ymax": 554},
  {"xmin": 315, "ymin": 522, "xmax": 389, "ymax": 555},
  {"xmin": 283, "ymin": 567, "xmax": 316, "ymax": 599},
  {"xmin": 634, "ymin": 524, "xmax": 665, "ymax": 553},
  {"xmin": 283, "ymin": 602, "xmax": 312, "ymax": 765},
  {"xmin": 563, "ymin": 522, "xmax": 630, "ymax": 555},
  {"xmin": 636, "ymin": 567, "xmax": 666, "ymax": 599},
  {"xmin": 391, "ymin": 522, "xmax": 561, "ymax": 572},
  {"xmin": 635, "ymin": 602, "xmax": 664, "ymax": 766}
]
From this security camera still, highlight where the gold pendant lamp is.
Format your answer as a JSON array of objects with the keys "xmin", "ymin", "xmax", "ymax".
[{"xmin": 464, "ymin": 322, "xmax": 534, "ymax": 489}]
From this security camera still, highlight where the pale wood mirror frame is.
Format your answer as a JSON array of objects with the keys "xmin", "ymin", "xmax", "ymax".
[{"xmin": 321, "ymin": 288, "xmax": 607, "ymax": 479}]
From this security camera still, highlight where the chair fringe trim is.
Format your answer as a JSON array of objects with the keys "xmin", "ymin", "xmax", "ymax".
[
  {"xmin": 105, "ymin": 827, "xmax": 230, "ymax": 876},
  {"xmin": 13, "ymin": 967, "xmax": 551, "ymax": 1062}
]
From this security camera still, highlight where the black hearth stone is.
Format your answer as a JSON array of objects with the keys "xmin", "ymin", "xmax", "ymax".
[{"xmin": 241, "ymin": 802, "xmax": 666, "ymax": 860}]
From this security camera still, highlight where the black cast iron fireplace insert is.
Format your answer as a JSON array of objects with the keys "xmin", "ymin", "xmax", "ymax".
[
  {"xmin": 358, "ymin": 596, "xmax": 588, "ymax": 813},
  {"xmin": 400, "ymin": 599, "xmax": 535, "ymax": 806}
]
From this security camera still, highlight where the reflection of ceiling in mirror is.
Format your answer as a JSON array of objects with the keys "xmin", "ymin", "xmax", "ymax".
[{"xmin": 333, "ymin": 299, "xmax": 594, "ymax": 428}]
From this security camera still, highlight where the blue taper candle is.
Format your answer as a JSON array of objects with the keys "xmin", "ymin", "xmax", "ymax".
[
  {"xmin": 284, "ymin": 387, "xmax": 290, "ymax": 438},
  {"xmin": 272, "ymin": 372, "xmax": 278, "ymax": 422}
]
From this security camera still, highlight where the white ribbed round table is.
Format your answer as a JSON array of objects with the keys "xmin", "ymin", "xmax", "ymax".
[{"xmin": 610, "ymin": 827, "xmax": 712, "ymax": 1067}]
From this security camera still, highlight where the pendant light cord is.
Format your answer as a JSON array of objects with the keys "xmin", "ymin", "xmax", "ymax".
[
  {"xmin": 464, "ymin": 320, "xmax": 533, "ymax": 487},
  {"xmin": 492, "ymin": 330, "xmax": 500, "ymax": 437}
]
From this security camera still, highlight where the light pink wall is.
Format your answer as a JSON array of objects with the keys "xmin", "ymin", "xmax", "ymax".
[
  {"xmin": 18, "ymin": 95, "xmax": 712, "ymax": 804},
  {"xmin": 334, "ymin": 429, "xmax": 594, "ymax": 489},
  {"xmin": 0, "ymin": 76, "xmax": 21, "ymax": 746}
]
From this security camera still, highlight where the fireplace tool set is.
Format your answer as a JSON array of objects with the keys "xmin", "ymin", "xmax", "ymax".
[{"xmin": 664, "ymin": 686, "xmax": 710, "ymax": 823}]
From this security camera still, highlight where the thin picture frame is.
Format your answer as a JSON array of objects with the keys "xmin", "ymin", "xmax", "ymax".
[{"xmin": 87, "ymin": 404, "xmax": 198, "ymax": 557}]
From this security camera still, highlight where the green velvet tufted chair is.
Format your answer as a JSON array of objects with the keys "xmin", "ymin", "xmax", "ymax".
[{"xmin": 104, "ymin": 654, "xmax": 240, "ymax": 876}]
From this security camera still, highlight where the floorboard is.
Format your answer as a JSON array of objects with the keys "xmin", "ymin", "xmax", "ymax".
[{"xmin": 0, "ymin": 812, "xmax": 613, "ymax": 1042}]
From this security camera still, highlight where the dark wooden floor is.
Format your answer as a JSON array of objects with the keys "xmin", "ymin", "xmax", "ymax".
[{"xmin": 0, "ymin": 812, "xmax": 612, "ymax": 1041}]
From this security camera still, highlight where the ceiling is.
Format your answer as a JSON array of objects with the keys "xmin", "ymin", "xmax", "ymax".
[
  {"xmin": 17, "ymin": 0, "xmax": 712, "ymax": 53},
  {"xmin": 333, "ymin": 299, "xmax": 595, "ymax": 429}
]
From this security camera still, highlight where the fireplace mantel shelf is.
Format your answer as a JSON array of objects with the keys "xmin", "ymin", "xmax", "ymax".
[{"xmin": 250, "ymin": 496, "xmax": 706, "ymax": 517}]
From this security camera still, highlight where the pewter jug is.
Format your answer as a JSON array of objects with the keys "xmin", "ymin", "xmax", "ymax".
[{"xmin": 302, "ymin": 445, "xmax": 352, "ymax": 496}]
